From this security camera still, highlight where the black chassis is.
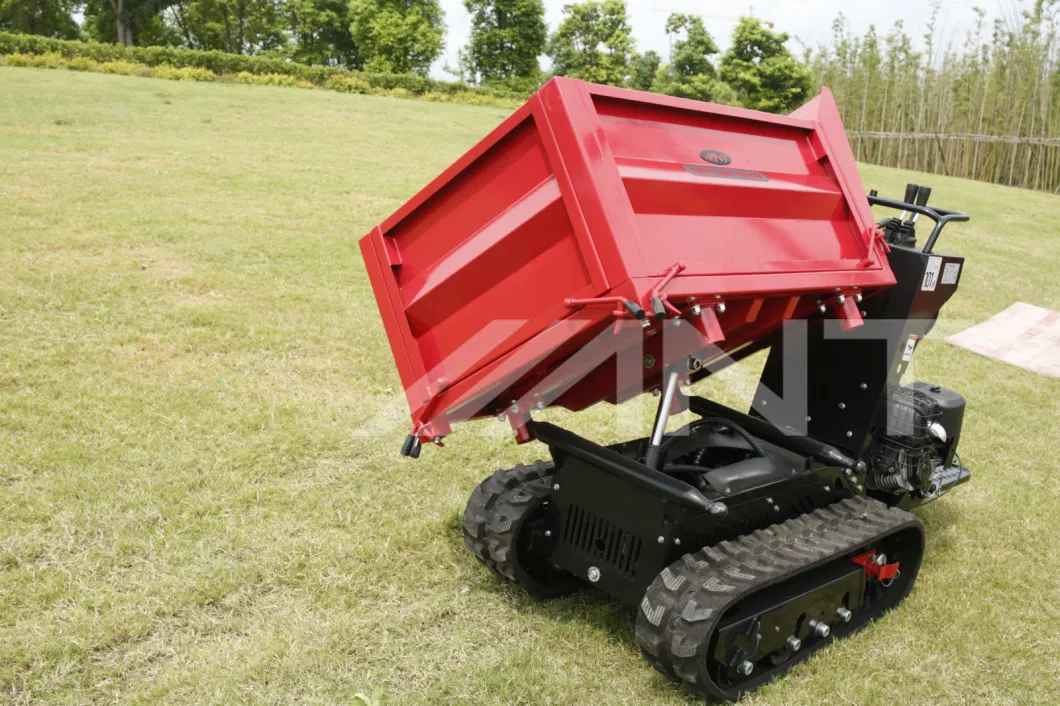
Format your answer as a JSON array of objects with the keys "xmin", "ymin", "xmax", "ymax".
[
  {"xmin": 524, "ymin": 192, "xmax": 972, "ymax": 609},
  {"xmin": 532, "ymin": 415, "xmax": 855, "ymax": 607}
]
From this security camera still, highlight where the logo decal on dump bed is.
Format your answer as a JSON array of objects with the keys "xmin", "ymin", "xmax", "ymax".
[
  {"xmin": 684, "ymin": 164, "xmax": 769, "ymax": 182},
  {"xmin": 700, "ymin": 149, "xmax": 732, "ymax": 165}
]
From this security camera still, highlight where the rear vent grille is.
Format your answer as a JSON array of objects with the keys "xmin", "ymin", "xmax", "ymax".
[{"xmin": 563, "ymin": 505, "xmax": 642, "ymax": 577}]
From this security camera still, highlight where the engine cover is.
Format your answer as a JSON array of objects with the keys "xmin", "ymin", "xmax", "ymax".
[
  {"xmin": 903, "ymin": 382, "xmax": 966, "ymax": 466},
  {"xmin": 868, "ymin": 383, "xmax": 965, "ymax": 493}
]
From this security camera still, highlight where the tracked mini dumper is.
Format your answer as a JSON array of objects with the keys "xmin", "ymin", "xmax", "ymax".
[{"xmin": 359, "ymin": 78, "xmax": 971, "ymax": 701}]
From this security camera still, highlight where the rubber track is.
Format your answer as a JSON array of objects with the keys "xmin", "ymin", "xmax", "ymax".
[
  {"xmin": 462, "ymin": 461, "xmax": 575, "ymax": 598},
  {"xmin": 635, "ymin": 496, "xmax": 922, "ymax": 702}
]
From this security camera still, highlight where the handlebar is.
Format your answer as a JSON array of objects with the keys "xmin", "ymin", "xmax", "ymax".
[{"xmin": 867, "ymin": 193, "xmax": 970, "ymax": 254}]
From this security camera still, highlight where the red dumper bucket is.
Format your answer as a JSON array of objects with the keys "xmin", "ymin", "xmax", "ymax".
[{"xmin": 359, "ymin": 78, "xmax": 893, "ymax": 446}]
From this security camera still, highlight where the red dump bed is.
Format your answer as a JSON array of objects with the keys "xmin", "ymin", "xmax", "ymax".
[{"xmin": 360, "ymin": 78, "xmax": 894, "ymax": 442}]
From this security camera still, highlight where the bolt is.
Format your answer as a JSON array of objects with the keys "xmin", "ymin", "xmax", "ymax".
[
  {"xmin": 657, "ymin": 536, "xmax": 665, "ymax": 544},
  {"xmin": 674, "ymin": 538, "xmax": 682, "ymax": 546},
  {"xmin": 737, "ymin": 661, "xmax": 754, "ymax": 676},
  {"xmin": 774, "ymin": 626, "xmax": 780, "ymax": 633},
  {"xmin": 837, "ymin": 607, "xmax": 853, "ymax": 623},
  {"xmin": 760, "ymin": 399, "xmax": 767, "ymax": 406},
  {"xmin": 715, "ymin": 303, "xmax": 727, "ymax": 314},
  {"xmin": 846, "ymin": 431, "xmax": 853, "ymax": 437},
  {"xmin": 673, "ymin": 319, "xmax": 682, "ymax": 327},
  {"xmin": 786, "ymin": 635, "xmax": 802, "ymax": 651},
  {"xmin": 861, "ymin": 310, "xmax": 868, "ymax": 316},
  {"xmin": 819, "ymin": 304, "xmax": 828, "ymax": 313},
  {"xmin": 535, "ymin": 400, "xmax": 546, "ymax": 410},
  {"xmin": 643, "ymin": 354, "xmax": 655, "ymax": 369},
  {"xmin": 689, "ymin": 296, "xmax": 696, "ymax": 302},
  {"xmin": 809, "ymin": 620, "xmax": 831, "ymax": 638},
  {"xmin": 652, "ymin": 388, "xmax": 661, "ymax": 397},
  {"xmin": 553, "ymin": 483, "xmax": 560, "ymax": 491},
  {"xmin": 587, "ymin": 566, "xmax": 601, "ymax": 583},
  {"xmin": 773, "ymin": 505, "xmax": 781, "ymax": 512},
  {"xmin": 640, "ymin": 319, "xmax": 651, "ymax": 329},
  {"xmin": 544, "ymin": 530, "xmax": 552, "ymax": 538},
  {"xmin": 856, "ymin": 484, "xmax": 864, "ymax": 493},
  {"xmin": 510, "ymin": 404, "xmax": 520, "ymax": 415},
  {"xmin": 497, "ymin": 413, "xmax": 507, "ymax": 422},
  {"xmin": 837, "ymin": 294, "xmax": 846, "ymax": 304},
  {"xmin": 824, "ymin": 485, "xmax": 831, "ymax": 492},
  {"xmin": 806, "ymin": 416, "xmax": 812, "ymax": 422},
  {"xmin": 875, "ymin": 553, "xmax": 888, "ymax": 566},
  {"xmin": 838, "ymin": 402, "xmax": 846, "ymax": 410},
  {"xmin": 860, "ymin": 383, "xmax": 868, "ymax": 390},
  {"xmin": 766, "ymin": 497, "xmax": 773, "ymax": 503},
  {"xmin": 855, "ymin": 293, "xmax": 863, "ymax": 303},
  {"xmin": 690, "ymin": 304, "xmax": 701, "ymax": 315}
]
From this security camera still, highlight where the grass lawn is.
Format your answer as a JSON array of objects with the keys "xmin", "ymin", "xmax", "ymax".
[{"xmin": 1, "ymin": 67, "xmax": 1058, "ymax": 705}]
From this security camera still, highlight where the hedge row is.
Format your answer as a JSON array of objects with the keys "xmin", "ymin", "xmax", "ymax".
[
  {"xmin": 0, "ymin": 32, "xmax": 533, "ymax": 103},
  {"xmin": 0, "ymin": 51, "xmax": 528, "ymax": 108}
]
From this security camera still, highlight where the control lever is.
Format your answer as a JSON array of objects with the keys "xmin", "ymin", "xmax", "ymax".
[
  {"xmin": 900, "ymin": 183, "xmax": 918, "ymax": 220},
  {"xmin": 911, "ymin": 186, "xmax": 932, "ymax": 223}
]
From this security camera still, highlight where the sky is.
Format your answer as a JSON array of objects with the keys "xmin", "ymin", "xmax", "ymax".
[{"xmin": 431, "ymin": 0, "xmax": 1021, "ymax": 80}]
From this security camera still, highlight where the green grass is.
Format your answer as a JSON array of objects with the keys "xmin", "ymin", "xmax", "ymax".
[{"xmin": 1, "ymin": 67, "xmax": 1058, "ymax": 705}]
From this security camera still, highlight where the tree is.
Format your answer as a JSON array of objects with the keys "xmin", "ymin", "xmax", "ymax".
[
  {"xmin": 349, "ymin": 0, "xmax": 445, "ymax": 76},
  {"xmin": 720, "ymin": 16, "xmax": 812, "ymax": 113},
  {"xmin": 651, "ymin": 13, "xmax": 731, "ymax": 102},
  {"xmin": 0, "ymin": 0, "xmax": 79, "ymax": 38},
  {"xmin": 547, "ymin": 0, "xmax": 634, "ymax": 87},
  {"xmin": 460, "ymin": 0, "xmax": 545, "ymax": 86},
  {"xmin": 628, "ymin": 49, "xmax": 659, "ymax": 91},
  {"xmin": 284, "ymin": 0, "xmax": 359, "ymax": 67},
  {"xmin": 166, "ymin": 0, "xmax": 286, "ymax": 54},
  {"xmin": 83, "ymin": 0, "xmax": 180, "ymax": 46}
]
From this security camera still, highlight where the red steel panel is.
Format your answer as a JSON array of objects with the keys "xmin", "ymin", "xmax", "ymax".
[{"xmin": 359, "ymin": 78, "xmax": 896, "ymax": 442}]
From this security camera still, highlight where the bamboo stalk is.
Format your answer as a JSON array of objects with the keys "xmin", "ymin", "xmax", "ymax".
[{"xmin": 815, "ymin": 10, "xmax": 1058, "ymax": 193}]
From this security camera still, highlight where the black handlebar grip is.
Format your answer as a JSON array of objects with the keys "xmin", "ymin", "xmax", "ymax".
[
  {"xmin": 916, "ymin": 185, "xmax": 932, "ymax": 207},
  {"xmin": 623, "ymin": 299, "xmax": 646, "ymax": 320},
  {"xmin": 903, "ymin": 183, "xmax": 919, "ymax": 204},
  {"xmin": 650, "ymin": 297, "xmax": 667, "ymax": 320}
]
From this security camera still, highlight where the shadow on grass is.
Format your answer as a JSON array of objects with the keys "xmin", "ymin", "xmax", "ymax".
[{"xmin": 443, "ymin": 507, "xmax": 637, "ymax": 643}]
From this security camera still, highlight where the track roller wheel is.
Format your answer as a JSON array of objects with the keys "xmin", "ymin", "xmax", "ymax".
[{"xmin": 462, "ymin": 461, "xmax": 578, "ymax": 599}]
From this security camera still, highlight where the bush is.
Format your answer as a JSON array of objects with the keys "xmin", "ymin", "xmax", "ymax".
[
  {"xmin": 98, "ymin": 60, "xmax": 150, "ymax": 77},
  {"xmin": 325, "ymin": 75, "xmax": 371, "ymax": 94},
  {"xmin": 67, "ymin": 57, "xmax": 97, "ymax": 72},
  {"xmin": 235, "ymin": 72, "xmax": 314, "ymax": 89},
  {"xmin": 3, "ymin": 51, "xmax": 65, "ymax": 68},
  {"xmin": 153, "ymin": 65, "xmax": 217, "ymax": 82}
]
